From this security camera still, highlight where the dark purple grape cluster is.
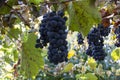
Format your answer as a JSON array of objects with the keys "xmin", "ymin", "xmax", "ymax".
[
  {"xmin": 114, "ymin": 26, "xmax": 120, "ymax": 34},
  {"xmin": 35, "ymin": 10, "xmax": 68, "ymax": 64},
  {"xmin": 86, "ymin": 27, "xmax": 107, "ymax": 61},
  {"xmin": 47, "ymin": 11, "xmax": 68, "ymax": 64},
  {"xmin": 98, "ymin": 24, "xmax": 110, "ymax": 37},
  {"xmin": 114, "ymin": 26, "xmax": 120, "ymax": 47},
  {"xmin": 86, "ymin": 46, "xmax": 93, "ymax": 56},
  {"xmin": 35, "ymin": 13, "xmax": 50, "ymax": 48},
  {"xmin": 77, "ymin": 33, "xmax": 84, "ymax": 44}
]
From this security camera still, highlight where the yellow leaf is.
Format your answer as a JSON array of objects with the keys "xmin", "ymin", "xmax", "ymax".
[
  {"xmin": 87, "ymin": 57, "xmax": 97, "ymax": 69},
  {"xmin": 76, "ymin": 73, "xmax": 98, "ymax": 80},
  {"xmin": 29, "ymin": 0, "xmax": 43, "ymax": 5},
  {"xmin": 111, "ymin": 48, "xmax": 120, "ymax": 61},
  {"xmin": 81, "ymin": 66, "xmax": 86, "ymax": 73},
  {"xmin": 116, "ymin": 69, "xmax": 120, "ymax": 76},
  {"xmin": 63, "ymin": 63, "xmax": 74, "ymax": 72},
  {"xmin": 112, "ymin": 21, "xmax": 115, "ymax": 25},
  {"xmin": 111, "ymin": 35, "xmax": 116, "ymax": 40},
  {"xmin": 67, "ymin": 50, "xmax": 76, "ymax": 59},
  {"xmin": 76, "ymin": 74, "xmax": 87, "ymax": 80},
  {"xmin": 85, "ymin": 73, "xmax": 98, "ymax": 80},
  {"xmin": 5, "ymin": 73, "xmax": 13, "ymax": 79}
]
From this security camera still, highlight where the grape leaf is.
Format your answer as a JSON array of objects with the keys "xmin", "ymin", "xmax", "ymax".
[
  {"xmin": 88, "ymin": 0, "xmax": 96, "ymax": 7},
  {"xmin": 85, "ymin": 73, "xmax": 98, "ymax": 80},
  {"xmin": 0, "ymin": 6, "xmax": 11, "ymax": 15},
  {"xmin": 29, "ymin": 0, "xmax": 44, "ymax": 5},
  {"xmin": 62, "ymin": 63, "xmax": 73, "ymax": 72},
  {"xmin": 111, "ymin": 48, "xmax": 120, "ymax": 61},
  {"xmin": 21, "ymin": 33, "xmax": 44, "ymax": 79},
  {"xmin": 67, "ymin": 50, "xmax": 75, "ymax": 59},
  {"xmin": 0, "ymin": 0, "xmax": 17, "ymax": 14},
  {"xmin": 68, "ymin": 0, "xmax": 101, "ymax": 36},
  {"xmin": 76, "ymin": 74, "xmax": 87, "ymax": 80},
  {"xmin": 7, "ymin": 28, "xmax": 22, "ymax": 39},
  {"xmin": 87, "ymin": 57, "xmax": 97, "ymax": 70},
  {"xmin": 13, "ymin": 50, "xmax": 19, "ymax": 61},
  {"xmin": 76, "ymin": 73, "xmax": 97, "ymax": 80},
  {"xmin": 0, "ymin": 43, "xmax": 18, "ymax": 63}
]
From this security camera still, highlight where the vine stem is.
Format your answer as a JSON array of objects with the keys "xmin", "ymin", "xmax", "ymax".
[
  {"xmin": 43, "ymin": 68, "xmax": 63, "ymax": 77},
  {"xmin": 41, "ymin": 0, "xmax": 75, "ymax": 5},
  {"xmin": 2, "ymin": 28, "xmax": 18, "ymax": 41},
  {"xmin": 5, "ymin": 3, "xmax": 30, "ymax": 26},
  {"xmin": 43, "ymin": 70, "xmax": 56, "ymax": 77}
]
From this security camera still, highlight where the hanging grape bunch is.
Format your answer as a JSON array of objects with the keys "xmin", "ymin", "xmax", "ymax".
[
  {"xmin": 87, "ymin": 27, "xmax": 106, "ymax": 61},
  {"xmin": 86, "ymin": 23, "xmax": 110, "ymax": 61},
  {"xmin": 114, "ymin": 26, "xmax": 120, "ymax": 47},
  {"xmin": 97, "ymin": 24, "xmax": 110, "ymax": 37},
  {"xmin": 35, "ymin": 10, "xmax": 68, "ymax": 64},
  {"xmin": 35, "ymin": 13, "xmax": 50, "ymax": 48},
  {"xmin": 77, "ymin": 33, "xmax": 84, "ymax": 44},
  {"xmin": 47, "ymin": 11, "xmax": 68, "ymax": 64}
]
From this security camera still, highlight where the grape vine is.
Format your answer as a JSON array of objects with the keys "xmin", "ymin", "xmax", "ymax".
[{"xmin": 0, "ymin": 0, "xmax": 120, "ymax": 79}]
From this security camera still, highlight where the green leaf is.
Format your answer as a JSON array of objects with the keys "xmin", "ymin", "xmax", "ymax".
[
  {"xmin": 21, "ymin": 33, "xmax": 44, "ymax": 79},
  {"xmin": 87, "ymin": 57, "xmax": 97, "ymax": 70},
  {"xmin": 7, "ymin": 0, "xmax": 17, "ymax": 6},
  {"xmin": 88, "ymin": 0, "xmax": 96, "ymax": 7},
  {"xmin": 0, "ymin": 6, "xmax": 11, "ymax": 15},
  {"xmin": 29, "ymin": 0, "xmax": 43, "ymax": 5},
  {"xmin": 76, "ymin": 74, "xmax": 87, "ymax": 80},
  {"xmin": 111, "ymin": 48, "xmax": 120, "ymax": 61},
  {"xmin": 1, "ymin": 43, "xmax": 18, "ymax": 63},
  {"xmin": 50, "ymin": 0, "xmax": 58, "ymax": 11},
  {"xmin": 41, "ymin": 49, "xmax": 47, "ymax": 57},
  {"xmin": 13, "ymin": 50, "xmax": 19, "ymax": 61},
  {"xmin": 0, "ymin": 0, "xmax": 17, "ymax": 14},
  {"xmin": 85, "ymin": 73, "xmax": 98, "ymax": 80},
  {"xmin": 68, "ymin": 1, "xmax": 101, "ymax": 36},
  {"xmin": 62, "ymin": 63, "xmax": 73, "ymax": 72},
  {"xmin": 7, "ymin": 28, "xmax": 22, "ymax": 39},
  {"xmin": 76, "ymin": 73, "xmax": 97, "ymax": 80},
  {"xmin": 22, "ymin": 31, "xmax": 28, "ymax": 42}
]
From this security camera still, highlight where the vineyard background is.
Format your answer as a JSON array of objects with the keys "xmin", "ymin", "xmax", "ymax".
[{"xmin": 0, "ymin": 0, "xmax": 120, "ymax": 80}]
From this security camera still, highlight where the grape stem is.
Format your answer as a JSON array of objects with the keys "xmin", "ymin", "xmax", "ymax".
[
  {"xmin": 41, "ymin": 0, "xmax": 75, "ymax": 5},
  {"xmin": 5, "ymin": 3, "xmax": 30, "ymax": 26}
]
